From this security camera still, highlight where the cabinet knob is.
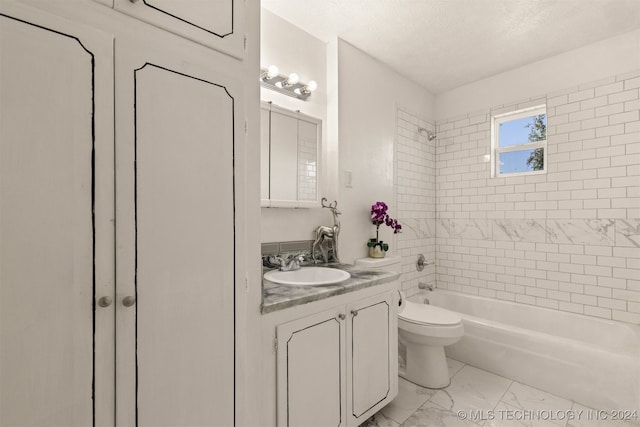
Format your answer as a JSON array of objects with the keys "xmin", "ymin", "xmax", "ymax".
[
  {"xmin": 97, "ymin": 296, "xmax": 112, "ymax": 308},
  {"xmin": 122, "ymin": 296, "xmax": 136, "ymax": 307},
  {"xmin": 338, "ymin": 313, "xmax": 346, "ymax": 320},
  {"xmin": 351, "ymin": 310, "xmax": 358, "ymax": 317}
]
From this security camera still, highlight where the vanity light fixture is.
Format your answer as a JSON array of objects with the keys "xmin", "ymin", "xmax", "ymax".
[{"xmin": 260, "ymin": 65, "xmax": 316, "ymax": 101}]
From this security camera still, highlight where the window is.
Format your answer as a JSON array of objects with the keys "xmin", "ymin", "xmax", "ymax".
[{"xmin": 491, "ymin": 105, "xmax": 547, "ymax": 177}]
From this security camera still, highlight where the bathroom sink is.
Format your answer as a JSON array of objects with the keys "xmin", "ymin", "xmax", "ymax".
[{"xmin": 264, "ymin": 267, "xmax": 350, "ymax": 286}]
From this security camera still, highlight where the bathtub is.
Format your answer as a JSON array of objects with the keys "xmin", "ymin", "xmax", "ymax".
[{"xmin": 411, "ymin": 289, "xmax": 640, "ymax": 411}]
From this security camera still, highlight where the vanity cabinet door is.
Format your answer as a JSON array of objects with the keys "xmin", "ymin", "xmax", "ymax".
[
  {"xmin": 276, "ymin": 308, "xmax": 347, "ymax": 427},
  {"xmin": 0, "ymin": 3, "xmax": 115, "ymax": 426},
  {"xmin": 347, "ymin": 292, "xmax": 398, "ymax": 425},
  {"xmin": 113, "ymin": 0, "xmax": 244, "ymax": 59}
]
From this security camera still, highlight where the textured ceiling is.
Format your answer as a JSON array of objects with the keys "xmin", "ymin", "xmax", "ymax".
[{"xmin": 262, "ymin": 0, "xmax": 640, "ymax": 94}]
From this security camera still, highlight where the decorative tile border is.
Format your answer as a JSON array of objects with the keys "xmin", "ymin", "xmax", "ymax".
[{"xmin": 435, "ymin": 218, "xmax": 634, "ymax": 246}]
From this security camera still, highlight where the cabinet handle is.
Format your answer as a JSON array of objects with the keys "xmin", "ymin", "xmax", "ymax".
[
  {"xmin": 351, "ymin": 310, "xmax": 358, "ymax": 317},
  {"xmin": 129, "ymin": 0, "xmax": 140, "ymax": 3},
  {"xmin": 337, "ymin": 313, "xmax": 346, "ymax": 320},
  {"xmin": 122, "ymin": 296, "xmax": 136, "ymax": 307},
  {"xmin": 97, "ymin": 296, "xmax": 112, "ymax": 308}
]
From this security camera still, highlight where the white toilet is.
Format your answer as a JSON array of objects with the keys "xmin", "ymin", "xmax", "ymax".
[
  {"xmin": 354, "ymin": 256, "xmax": 464, "ymax": 389},
  {"xmin": 398, "ymin": 300, "xmax": 463, "ymax": 388}
]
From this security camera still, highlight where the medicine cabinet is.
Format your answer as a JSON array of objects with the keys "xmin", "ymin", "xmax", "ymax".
[{"xmin": 261, "ymin": 101, "xmax": 321, "ymax": 208}]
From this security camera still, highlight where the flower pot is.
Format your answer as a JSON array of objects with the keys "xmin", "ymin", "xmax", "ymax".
[{"xmin": 369, "ymin": 246, "xmax": 386, "ymax": 258}]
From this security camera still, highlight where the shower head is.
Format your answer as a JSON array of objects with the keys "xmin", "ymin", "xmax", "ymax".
[{"xmin": 418, "ymin": 127, "xmax": 437, "ymax": 141}]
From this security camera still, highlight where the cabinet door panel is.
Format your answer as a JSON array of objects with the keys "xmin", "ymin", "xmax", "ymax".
[
  {"xmin": 137, "ymin": 65, "xmax": 234, "ymax": 427},
  {"xmin": 113, "ymin": 0, "xmax": 244, "ymax": 59},
  {"xmin": 115, "ymin": 43, "xmax": 239, "ymax": 426},
  {"xmin": 269, "ymin": 110, "xmax": 298, "ymax": 202},
  {"xmin": 277, "ymin": 309, "xmax": 347, "ymax": 427},
  {"xmin": 0, "ymin": 5, "xmax": 114, "ymax": 426},
  {"xmin": 348, "ymin": 293, "xmax": 397, "ymax": 422}
]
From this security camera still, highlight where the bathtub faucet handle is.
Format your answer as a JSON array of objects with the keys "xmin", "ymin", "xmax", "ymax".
[{"xmin": 416, "ymin": 254, "xmax": 431, "ymax": 271}]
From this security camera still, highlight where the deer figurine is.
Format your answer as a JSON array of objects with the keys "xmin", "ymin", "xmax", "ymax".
[{"xmin": 312, "ymin": 198, "xmax": 341, "ymax": 264}]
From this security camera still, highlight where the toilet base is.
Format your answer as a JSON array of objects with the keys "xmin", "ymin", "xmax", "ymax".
[{"xmin": 405, "ymin": 343, "xmax": 450, "ymax": 389}]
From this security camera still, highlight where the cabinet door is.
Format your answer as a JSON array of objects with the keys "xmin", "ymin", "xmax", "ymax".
[
  {"xmin": 347, "ymin": 292, "xmax": 398, "ymax": 424},
  {"xmin": 114, "ymin": 38, "xmax": 240, "ymax": 426},
  {"xmin": 113, "ymin": 0, "xmax": 244, "ymax": 59},
  {"xmin": 260, "ymin": 103, "xmax": 322, "ymax": 208},
  {"xmin": 277, "ymin": 308, "xmax": 347, "ymax": 427},
  {"xmin": 0, "ymin": 3, "xmax": 115, "ymax": 426},
  {"xmin": 269, "ymin": 109, "xmax": 299, "ymax": 203}
]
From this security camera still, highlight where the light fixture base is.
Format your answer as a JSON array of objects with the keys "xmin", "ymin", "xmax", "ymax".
[{"xmin": 260, "ymin": 68, "xmax": 313, "ymax": 101}]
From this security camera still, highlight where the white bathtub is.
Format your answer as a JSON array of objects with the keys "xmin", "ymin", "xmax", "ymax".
[{"xmin": 412, "ymin": 289, "xmax": 640, "ymax": 411}]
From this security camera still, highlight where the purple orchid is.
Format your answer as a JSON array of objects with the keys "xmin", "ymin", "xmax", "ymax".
[{"xmin": 368, "ymin": 201, "xmax": 402, "ymax": 252}]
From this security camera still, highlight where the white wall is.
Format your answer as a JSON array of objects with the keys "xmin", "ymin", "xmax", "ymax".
[
  {"xmin": 431, "ymin": 31, "xmax": 640, "ymax": 324},
  {"xmin": 395, "ymin": 107, "xmax": 437, "ymax": 298},
  {"xmin": 436, "ymin": 29, "xmax": 640, "ymax": 120},
  {"xmin": 435, "ymin": 70, "xmax": 640, "ymax": 324},
  {"xmin": 260, "ymin": 16, "xmax": 437, "ymax": 261},
  {"xmin": 337, "ymin": 40, "xmax": 435, "ymax": 264},
  {"xmin": 260, "ymin": 10, "xmax": 336, "ymax": 243},
  {"xmin": 260, "ymin": 10, "xmax": 327, "ymax": 124}
]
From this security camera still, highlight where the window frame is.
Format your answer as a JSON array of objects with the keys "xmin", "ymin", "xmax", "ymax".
[{"xmin": 491, "ymin": 104, "xmax": 547, "ymax": 178}]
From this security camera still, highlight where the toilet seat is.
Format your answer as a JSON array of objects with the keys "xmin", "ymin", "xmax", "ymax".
[{"xmin": 399, "ymin": 301, "xmax": 462, "ymax": 326}]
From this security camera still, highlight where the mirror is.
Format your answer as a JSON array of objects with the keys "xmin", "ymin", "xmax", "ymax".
[{"xmin": 261, "ymin": 101, "xmax": 321, "ymax": 208}]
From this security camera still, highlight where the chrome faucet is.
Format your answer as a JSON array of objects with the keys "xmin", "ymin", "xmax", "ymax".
[
  {"xmin": 418, "ymin": 282, "xmax": 434, "ymax": 291},
  {"xmin": 271, "ymin": 254, "xmax": 305, "ymax": 272}
]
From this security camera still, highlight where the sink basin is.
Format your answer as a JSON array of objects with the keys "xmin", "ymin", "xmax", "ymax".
[{"xmin": 264, "ymin": 267, "xmax": 350, "ymax": 286}]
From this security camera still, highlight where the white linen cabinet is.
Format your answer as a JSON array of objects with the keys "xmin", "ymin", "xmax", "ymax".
[{"xmin": 0, "ymin": 1, "xmax": 245, "ymax": 425}]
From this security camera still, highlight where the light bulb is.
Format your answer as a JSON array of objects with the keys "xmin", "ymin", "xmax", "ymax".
[
  {"xmin": 266, "ymin": 65, "xmax": 279, "ymax": 79},
  {"xmin": 287, "ymin": 73, "xmax": 299, "ymax": 85},
  {"xmin": 306, "ymin": 80, "xmax": 317, "ymax": 92}
]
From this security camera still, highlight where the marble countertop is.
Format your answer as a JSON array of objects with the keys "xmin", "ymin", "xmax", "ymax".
[{"xmin": 261, "ymin": 263, "xmax": 400, "ymax": 314}]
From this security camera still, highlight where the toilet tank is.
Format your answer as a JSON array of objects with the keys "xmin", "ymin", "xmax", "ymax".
[{"xmin": 354, "ymin": 256, "xmax": 402, "ymax": 274}]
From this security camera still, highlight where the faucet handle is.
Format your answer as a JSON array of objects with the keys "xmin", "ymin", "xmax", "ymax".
[
  {"xmin": 270, "ymin": 255, "xmax": 286, "ymax": 268},
  {"xmin": 289, "ymin": 254, "xmax": 305, "ymax": 269}
]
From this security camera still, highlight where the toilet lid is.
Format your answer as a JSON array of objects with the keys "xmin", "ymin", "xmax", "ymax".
[{"xmin": 399, "ymin": 301, "xmax": 461, "ymax": 326}]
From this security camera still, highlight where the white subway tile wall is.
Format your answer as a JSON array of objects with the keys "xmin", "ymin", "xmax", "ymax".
[
  {"xmin": 395, "ymin": 106, "xmax": 437, "ymax": 297},
  {"xmin": 435, "ymin": 71, "xmax": 640, "ymax": 324}
]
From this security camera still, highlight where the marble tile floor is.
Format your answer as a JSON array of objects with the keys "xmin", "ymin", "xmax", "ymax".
[{"xmin": 361, "ymin": 358, "xmax": 640, "ymax": 427}]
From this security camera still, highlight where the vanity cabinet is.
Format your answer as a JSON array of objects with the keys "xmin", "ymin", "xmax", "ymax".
[
  {"xmin": 111, "ymin": 0, "xmax": 245, "ymax": 59},
  {"xmin": 275, "ymin": 291, "xmax": 397, "ymax": 427},
  {"xmin": 0, "ymin": 1, "xmax": 248, "ymax": 425}
]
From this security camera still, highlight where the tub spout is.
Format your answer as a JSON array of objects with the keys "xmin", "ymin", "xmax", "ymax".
[{"xmin": 419, "ymin": 282, "xmax": 433, "ymax": 291}]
